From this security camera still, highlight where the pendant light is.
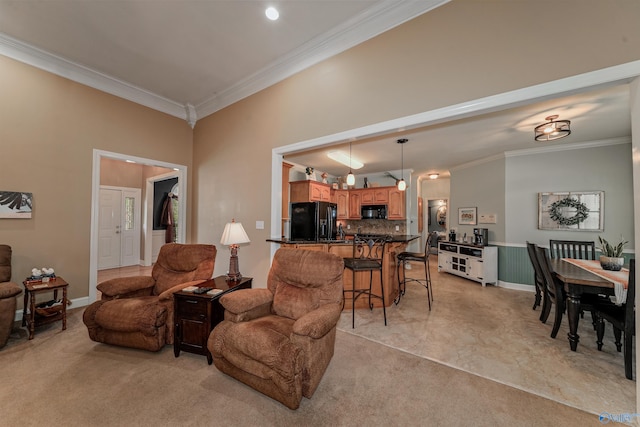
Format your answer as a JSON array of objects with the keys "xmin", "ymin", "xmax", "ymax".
[
  {"xmin": 346, "ymin": 141, "xmax": 355, "ymax": 186},
  {"xmin": 397, "ymin": 138, "xmax": 407, "ymax": 191}
]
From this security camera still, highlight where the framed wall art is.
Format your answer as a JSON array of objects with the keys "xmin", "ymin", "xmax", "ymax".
[
  {"xmin": 0, "ymin": 191, "xmax": 33, "ymax": 219},
  {"xmin": 538, "ymin": 191, "xmax": 604, "ymax": 231},
  {"xmin": 458, "ymin": 207, "xmax": 477, "ymax": 225}
]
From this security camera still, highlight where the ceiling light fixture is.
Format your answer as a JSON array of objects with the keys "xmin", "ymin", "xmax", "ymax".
[
  {"xmin": 534, "ymin": 115, "xmax": 571, "ymax": 142},
  {"xmin": 265, "ymin": 7, "xmax": 279, "ymax": 21},
  {"xmin": 346, "ymin": 142, "xmax": 355, "ymax": 186},
  {"xmin": 429, "ymin": 173, "xmax": 439, "ymax": 180},
  {"xmin": 397, "ymin": 138, "xmax": 407, "ymax": 191},
  {"xmin": 327, "ymin": 150, "xmax": 363, "ymax": 170}
]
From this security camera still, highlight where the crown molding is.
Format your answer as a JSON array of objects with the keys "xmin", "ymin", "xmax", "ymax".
[
  {"xmin": 194, "ymin": 0, "xmax": 449, "ymax": 119},
  {"xmin": 0, "ymin": 33, "xmax": 188, "ymax": 120},
  {"xmin": 0, "ymin": 0, "xmax": 448, "ymax": 125},
  {"xmin": 504, "ymin": 136, "xmax": 631, "ymax": 158}
]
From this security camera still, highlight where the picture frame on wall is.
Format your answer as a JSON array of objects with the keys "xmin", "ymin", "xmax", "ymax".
[
  {"xmin": 458, "ymin": 207, "xmax": 477, "ymax": 225},
  {"xmin": 0, "ymin": 191, "xmax": 33, "ymax": 219},
  {"xmin": 538, "ymin": 191, "xmax": 604, "ymax": 231}
]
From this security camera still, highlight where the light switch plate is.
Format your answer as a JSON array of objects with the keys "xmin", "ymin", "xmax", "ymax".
[{"xmin": 256, "ymin": 220, "xmax": 264, "ymax": 229}]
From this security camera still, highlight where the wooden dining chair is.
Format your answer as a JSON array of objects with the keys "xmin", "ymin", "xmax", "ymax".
[
  {"xmin": 549, "ymin": 240, "xmax": 596, "ymax": 260},
  {"xmin": 594, "ymin": 259, "xmax": 635, "ymax": 380},
  {"xmin": 534, "ymin": 246, "xmax": 566, "ymax": 338},
  {"xmin": 526, "ymin": 242, "xmax": 548, "ymax": 318}
]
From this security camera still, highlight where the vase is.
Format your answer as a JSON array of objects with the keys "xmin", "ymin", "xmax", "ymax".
[{"xmin": 600, "ymin": 255, "xmax": 624, "ymax": 271}]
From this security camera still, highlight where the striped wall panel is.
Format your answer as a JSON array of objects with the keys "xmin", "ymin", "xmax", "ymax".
[{"xmin": 498, "ymin": 246, "xmax": 534, "ymax": 287}]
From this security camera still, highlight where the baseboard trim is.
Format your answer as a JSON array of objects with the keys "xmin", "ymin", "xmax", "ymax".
[{"xmin": 498, "ymin": 280, "xmax": 535, "ymax": 292}]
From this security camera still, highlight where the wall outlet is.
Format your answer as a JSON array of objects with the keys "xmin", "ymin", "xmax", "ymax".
[
  {"xmin": 256, "ymin": 220, "xmax": 264, "ymax": 229},
  {"xmin": 395, "ymin": 225, "xmax": 400, "ymax": 231}
]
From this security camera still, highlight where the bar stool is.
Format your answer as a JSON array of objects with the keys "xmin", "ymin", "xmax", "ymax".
[
  {"xmin": 395, "ymin": 233, "xmax": 433, "ymax": 309},
  {"xmin": 343, "ymin": 234, "xmax": 390, "ymax": 328}
]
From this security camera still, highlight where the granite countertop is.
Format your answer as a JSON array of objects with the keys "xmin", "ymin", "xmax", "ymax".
[{"xmin": 267, "ymin": 235, "xmax": 420, "ymax": 244}]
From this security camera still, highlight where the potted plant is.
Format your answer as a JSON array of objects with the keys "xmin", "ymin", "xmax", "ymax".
[{"xmin": 598, "ymin": 235, "xmax": 628, "ymax": 271}]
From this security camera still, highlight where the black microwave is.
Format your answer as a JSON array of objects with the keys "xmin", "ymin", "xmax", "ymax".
[{"xmin": 361, "ymin": 205, "xmax": 387, "ymax": 219}]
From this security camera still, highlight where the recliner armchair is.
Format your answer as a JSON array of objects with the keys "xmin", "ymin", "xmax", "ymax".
[
  {"xmin": 83, "ymin": 243, "xmax": 216, "ymax": 352},
  {"xmin": 0, "ymin": 245, "xmax": 22, "ymax": 349},
  {"xmin": 208, "ymin": 248, "xmax": 344, "ymax": 409}
]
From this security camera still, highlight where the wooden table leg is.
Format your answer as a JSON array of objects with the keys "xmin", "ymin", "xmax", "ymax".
[
  {"xmin": 62, "ymin": 286, "xmax": 67, "ymax": 331},
  {"xmin": 566, "ymin": 293, "xmax": 581, "ymax": 351},
  {"xmin": 28, "ymin": 291, "xmax": 35, "ymax": 340},
  {"xmin": 22, "ymin": 289, "xmax": 29, "ymax": 327}
]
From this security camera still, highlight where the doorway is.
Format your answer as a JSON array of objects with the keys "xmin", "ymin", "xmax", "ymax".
[
  {"xmin": 90, "ymin": 149, "xmax": 188, "ymax": 304},
  {"xmin": 98, "ymin": 186, "xmax": 141, "ymax": 269}
]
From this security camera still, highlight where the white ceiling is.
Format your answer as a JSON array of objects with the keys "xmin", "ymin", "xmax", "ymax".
[{"xmin": 0, "ymin": 0, "xmax": 632, "ymax": 178}]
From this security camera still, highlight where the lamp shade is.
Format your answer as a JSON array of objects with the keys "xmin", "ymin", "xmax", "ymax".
[{"xmin": 220, "ymin": 221, "xmax": 250, "ymax": 246}]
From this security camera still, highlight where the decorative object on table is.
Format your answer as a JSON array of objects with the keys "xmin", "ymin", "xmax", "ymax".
[
  {"xmin": 0, "ymin": 191, "xmax": 33, "ymax": 219},
  {"xmin": 598, "ymin": 235, "xmax": 628, "ymax": 271},
  {"xmin": 534, "ymin": 115, "xmax": 571, "ymax": 142},
  {"xmin": 448, "ymin": 228, "xmax": 456, "ymax": 242},
  {"xmin": 458, "ymin": 207, "xmax": 477, "ymax": 225},
  {"xmin": 305, "ymin": 167, "xmax": 315, "ymax": 180},
  {"xmin": 320, "ymin": 172, "xmax": 328, "ymax": 184},
  {"xmin": 332, "ymin": 182, "xmax": 339, "ymax": 190},
  {"xmin": 220, "ymin": 219, "xmax": 251, "ymax": 281},
  {"xmin": 538, "ymin": 191, "xmax": 603, "ymax": 231}
]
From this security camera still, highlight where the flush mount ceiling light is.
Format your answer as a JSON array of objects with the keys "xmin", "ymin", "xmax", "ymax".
[
  {"xmin": 265, "ymin": 7, "xmax": 279, "ymax": 21},
  {"xmin": 327, "ymin": 150, "xmax": 364, "ymax": 170},
  {"xmin": 397, "ymin": 138, "xmax": 408, "ymax": 191},
  {"xmin": 428, "ymin": 173, "xmax": 439, "ymax": 180},
  {"xmin": 534, "ymin": 115, "xmax": 571, "ymax": 142}
]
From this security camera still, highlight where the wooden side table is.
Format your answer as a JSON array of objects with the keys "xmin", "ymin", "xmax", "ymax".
[
  {"xmin": 22, "ymin": 277, "xmax": 69, "ymax": 340},
  {"xmin": 173, "ymin": 276, "xmax": 252, "ymax": 364}
]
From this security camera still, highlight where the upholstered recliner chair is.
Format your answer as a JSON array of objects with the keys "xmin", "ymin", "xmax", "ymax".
[
  {"xmin": 0, "ymin": 245, "xmax": 22, "ymax": 349},
  {"xmin": 208, "ymin": 248, "xmax": 344, "ymax": 409},
  {"xmin": 83, "ymin": 243, "xmax": 216, "ymax": 352}
]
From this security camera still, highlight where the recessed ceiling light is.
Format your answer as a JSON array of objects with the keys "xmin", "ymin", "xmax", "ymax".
[
  {"xmin": 265, "ymin": 7, "xmax": 279, "ymax": 21},
  {"xmin": 327, "ymin": 150, "xmax": 364, "ymax": 170}
]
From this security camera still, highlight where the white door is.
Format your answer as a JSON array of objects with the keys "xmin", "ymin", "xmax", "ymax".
[
  {"xmin": 98, "ymin": 187, "xmax": 141, "ymax": 269},
  {"xmin": 120, "ymin": 189, "xmax": 141, "ymax": 267},
  {"xmin": 98, "ymin": 189, "xmax": 121, "ymax": 269}
]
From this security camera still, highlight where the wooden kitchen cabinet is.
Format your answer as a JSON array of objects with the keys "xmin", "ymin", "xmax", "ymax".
[
  {"xmin": 289, "ymin": 180, "xmax": 332, "ymax": 203},
  {"xmin": 361, "ymin": 188, "xmax": 389, "ymax": 205},
  {"xmin": 334, "ymin": 190, "xmax": 349, "ymax": 219},
  {"xmin": 348, "ymin": 190, "xmax": 362, "ymax": 219},
  {"xmin": 387, "ymin": 188, "xmax": 406, "ymax": 219}
]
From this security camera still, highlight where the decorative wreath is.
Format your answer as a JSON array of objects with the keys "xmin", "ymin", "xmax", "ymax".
[{"xmin": 549, "ymin": 197, "xmax": 589, "ymax": 226}]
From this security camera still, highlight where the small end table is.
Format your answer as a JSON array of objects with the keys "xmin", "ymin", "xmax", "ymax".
[
  {"xmin": 173, "ymin": 276, "xmax": 252, "ymax": 364},
  {"xmin": 22, "ymin": 277, "xmax": 69, "ymax": 340}
]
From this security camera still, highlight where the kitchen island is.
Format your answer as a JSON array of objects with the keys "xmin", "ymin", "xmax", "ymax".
[{"xmin": 267, "ymin": 235, "xmax": 419, "ymax": 309}]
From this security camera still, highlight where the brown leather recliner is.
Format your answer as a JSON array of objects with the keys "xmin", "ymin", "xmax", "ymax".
[
  {"xmin": 83, "ymin": 243, "xmax": 216, "ymax": 352},
  {"xmin": 208, "ymin": 248, "xmax": 344, "ymax": 409},
  {"xmin": 0, "ymin": 245, "xmax": 22, "ymax": 349}
]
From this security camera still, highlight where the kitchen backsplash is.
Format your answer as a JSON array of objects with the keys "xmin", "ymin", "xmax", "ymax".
[{"xmin": 338, "ymin": 219, "xmax": 406, "ymax": 235}]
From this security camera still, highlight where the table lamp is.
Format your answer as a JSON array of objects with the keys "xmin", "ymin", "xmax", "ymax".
[{"xmin": 220, "ymin": 219, "xmax": 250, "ymax": 282}]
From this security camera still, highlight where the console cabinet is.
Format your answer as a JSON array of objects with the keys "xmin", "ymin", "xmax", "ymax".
[{"xmin": 437, "ymin": 242, "xmax": 497, "ymax": 287}]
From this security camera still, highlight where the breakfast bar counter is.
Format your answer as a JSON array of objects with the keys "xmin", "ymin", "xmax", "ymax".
[{"xmin": 268, "ymin": 235, "xmax": 419, "ymax": 308}]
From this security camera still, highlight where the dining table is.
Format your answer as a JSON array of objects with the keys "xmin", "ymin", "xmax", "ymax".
[{"xmin": 549, "ymin": 258, "xmax": 616, "ymax": 351}]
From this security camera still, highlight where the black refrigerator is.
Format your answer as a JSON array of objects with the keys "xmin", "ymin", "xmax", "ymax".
[{"xmin": 290, "ymin": 201, "xmax": 337, "ymax": 241}]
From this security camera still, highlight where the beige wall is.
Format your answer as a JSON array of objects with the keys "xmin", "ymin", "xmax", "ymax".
[
  {"xmin": 193, "ymin": 0, "xmax": 640, "ymax": 282},
  {"xmin": 0, "ymin": 56, "xmax": 193, "ymax": 300}
]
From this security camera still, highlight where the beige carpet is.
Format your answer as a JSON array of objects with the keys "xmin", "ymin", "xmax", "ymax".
[
  {"xmin": 337, "ymin": 264, "xmax": 636, "ymax": 418},
  {"xmin": 0, "ymin": 304, "xmax": 603, "ymax": 426}
]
